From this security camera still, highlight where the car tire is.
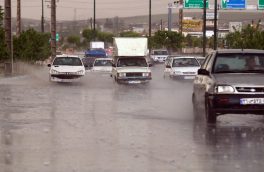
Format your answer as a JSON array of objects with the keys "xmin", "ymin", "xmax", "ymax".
[{"xmin": 205, "ymin": 98, "xmax": 217, "ymax": 124}]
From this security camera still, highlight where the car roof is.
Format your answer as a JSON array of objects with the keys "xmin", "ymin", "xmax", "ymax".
[
  {"xmin": 56, "ymin": 54, "xmax": 79, "ymax": 58},
  {"xmin": 215, "ymin": 49, "xmax": 264, "ymax": 54}
]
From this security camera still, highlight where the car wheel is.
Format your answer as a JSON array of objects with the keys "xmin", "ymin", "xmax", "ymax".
[{"xmin": 205, "ymin": 98, "xmax": 217, "ymax": 124}]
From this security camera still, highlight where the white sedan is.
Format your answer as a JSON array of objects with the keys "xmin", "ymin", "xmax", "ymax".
[
  {"xmin": 48, "ymin": 55, "xmax": 86, "ymax": 82},
  {"xmin": 91, "ymin": 58, "xmax": 112, "ymax": 73},
  {"xmin": 164, "ymin": 56, "xmax": 200, "ymax": 79}
]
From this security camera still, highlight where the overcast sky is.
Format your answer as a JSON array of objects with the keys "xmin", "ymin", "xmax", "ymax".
[{"xmin": 0, "ymin": 0, "xmax": 259, "ymax": 21}]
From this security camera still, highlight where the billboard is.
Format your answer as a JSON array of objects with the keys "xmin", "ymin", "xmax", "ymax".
[
  {"xmin": 222, "ymin": 0, "xmax": 246, "ymax": 9},
  {"xmin": 182, "ymin": 19, "xmax": 203, "ymax": 32},
  {"xmin": 229, "ymin": 22, "xmax": 242, "ymax": 33}
]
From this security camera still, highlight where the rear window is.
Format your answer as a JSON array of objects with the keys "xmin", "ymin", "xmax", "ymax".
[
  {"xmin": 213, "ymin": 53, "xmax": 264, "ymax": 73},
  {"xmin": 172, "ymin": 58, "xmax": 200, "ymax": 67},
  {"xmin": 153, "ymin": 51, "xmax": 168, "ymax": 55},
  {"xmin": 53, "ymin": 57, "xmax": 82, "ymax": 66},
  {"xmin": 94, "ymin": 60, "xmax": 112, "ymax": 66}
]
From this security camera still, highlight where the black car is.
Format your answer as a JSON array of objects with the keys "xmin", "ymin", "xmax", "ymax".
[{"xmin": 192, "ymin": 49, "xmax": 264, "ymax": 124}]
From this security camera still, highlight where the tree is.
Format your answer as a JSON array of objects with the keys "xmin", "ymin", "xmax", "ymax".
[
  {"xmin": 226, "ymin": 24, "xmax": 264, "ymax": 49},
  {"xmin": 82, "ymin": 29, "xmax": 97, "ymax": 43},
  {"xmin": 0, "ymin": 6, "xmax": 3, "ymax": 27},
  {"xmin": 82, "ymin": 29, "xmax": 113, "ymax": 48},
  {"xmin": 67, "ymin": 35, "xmax": 80, "ymax": 48},
  {"xmin": 0, "ymin": 28, "xmax": 9, "ymax": 62},
  {"xmin": 13, "ymin": 28, "xmax": 51, "ymax": 62}
]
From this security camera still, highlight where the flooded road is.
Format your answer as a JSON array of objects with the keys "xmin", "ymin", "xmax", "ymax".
[{"xmin": 1, "ymin": 65, "xmax": 264, "ymax": 172}]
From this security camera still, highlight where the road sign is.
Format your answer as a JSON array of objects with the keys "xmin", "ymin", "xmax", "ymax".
[
  {"xmin": 184, "ymin": 0, "xmax": 209, "ymax": 9},
  {"xmin": 56, "ymin": 33, "xmax": 60, "ymax": 42},
  {"xmin": 259, "ymin": 0, "xmax": 264, "ymax": 9},
  {"xmin": 222, "ymin": 0, "xmax": 246, "ymax": 9},
  {"xmin": 229, "ymin": 22, "xmax": 242, "ymax": 32}
]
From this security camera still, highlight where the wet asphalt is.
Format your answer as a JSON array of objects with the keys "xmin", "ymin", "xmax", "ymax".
[{"xmin": 0, "ymin": 64, "xmax": 264, "ymax": 172}]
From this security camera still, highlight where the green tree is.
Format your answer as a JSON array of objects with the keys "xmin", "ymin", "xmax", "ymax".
[
  {"xmin": 150, "ymin": 31, "xmax": 183, "ymax": 52},
  {"xmin": 226, "ymin": 24, "xmax": 264, "ymax": 49},
  {"xmin": 13, "ymin": 28, "xmax": 51, "ymax": 62},
  {"xmin": 82, "ymin": 29, "xmax": 97, "ymax": 43},
  {"xmin": 82, "ymin": 29, "xmax": 113, "ymax": 48},
  {"xmin": 0, "ymin": 6, "xmax": 3, "ymax": 27},
  {"xmin": 119, "ymin": 31, "xmax": 141, "ymax": 37},
  {"xmin": 0, "ymin": 28, "xmax": 9, "ymax": 62},
  {"xmin": 67, "ymin": 35, "xmax": 80, "ymax": 48}
]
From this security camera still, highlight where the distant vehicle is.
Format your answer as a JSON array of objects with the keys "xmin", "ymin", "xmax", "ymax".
[
  {"xmin": 164, "ymin": 56, "xmax": 200, "ymax": 79},
  {"xmin": 192, "ymin": 49, "xmax": 264, "ymax": 124},
  {"xmin": 92, "ymin": 58, "xmax": 112, "ymax": 73},
  {"xmin": 111, "ymin": 37, "xmax": 152, "ymax": 84},
  {"xmin": 84, "ymin": 48, "xmax": 107, "ymax": 58},
  {"xmin": 48, "ymin": 55, "xmax": 86, "ymax": 82},
  {"xmin": 195, "ymin": 56, "xmax": 206, "ymax": 66},
  {"xmin": 90, "ymin": 41, "xmax": 105, "ymax": 49},
  {"xmin": 150, "ymin": 49, "xmax": 169, "ymax": 63}
]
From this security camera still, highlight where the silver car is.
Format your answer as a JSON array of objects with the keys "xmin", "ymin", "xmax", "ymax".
[{"xmin": 193, "ymin": 49, "xmax": 264, "ymax": 124}]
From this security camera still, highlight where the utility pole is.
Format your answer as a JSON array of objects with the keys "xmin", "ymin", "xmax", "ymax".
[
  {"xmin": 93, "ymin": 0, "xmax": 96, "ymax": 40},
  {"xmin": 179, "ymin": 0, "xmax": 183, "ymax": 34},
  {"xmin": 51, "ymin": 0, "xmax": 56, "ymax": 60},
  {"xmin": 168, "ymin": 3, "xmax": 172, "ymax": 31},
  {"xmin": 17, "ymin": 0, "xmax": 21, "ymax": 36},
  {"xmin": 41, "ymin": 0, "xmax": 44, "ymax": 32},
  {"xmin": 213, "ymin": 0, "xmax": 218, "ymax": 50},
  {"xmin": 203, "ymin": 0, "xmax": 207, "ymax": 57},
  {"xmin": 149, "ymin": 0, "xmax": 151, "ymax": 37},
  {"xmin": 4, "ymin": 0, "xmax": 11, "ymax": 51}
]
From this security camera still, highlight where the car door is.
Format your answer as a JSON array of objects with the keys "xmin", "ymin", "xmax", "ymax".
[{"xmin": 193, "ymin": 54, "xmax": 213, "ymax": 105}]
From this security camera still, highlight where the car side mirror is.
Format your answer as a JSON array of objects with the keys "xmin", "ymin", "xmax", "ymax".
[
  {"xmin": 112, "ymin": 63, "xmax": 116, "ymax": 67},
  {"xmin": 198, "ymin": 68, "xmax": 209, "ymax": 76},
  {"xmin": 165, "ymin": 65, "xmax": 171, "ymax": 68},
  {"xmin": 148, "ymin": 64, "xmax": 153, "ymax": 67},
  {"xmin": 47, "ymin": 64, "xmax": 51, "ymax": 67}
]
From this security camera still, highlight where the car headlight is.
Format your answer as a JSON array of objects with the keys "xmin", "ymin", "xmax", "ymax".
[
  {"xmin": 76, "ymin": 70, "xmax": 85, "ymax": 75},
  {"xmin": 118, "ymin": 73, "xmax": 126, "ymax": 77},
  {"xmin": 142, "ymin": 72, "xmax": 151, "ymax": 77},
  {"xmin": 51, "ymin": 69, "xmax": 59, "ymax": 74},
  {"xmin": 216, "ymin": 85, "xmax": 235, "ymax": 93}
]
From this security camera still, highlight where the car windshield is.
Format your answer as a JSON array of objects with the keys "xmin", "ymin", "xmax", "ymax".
[
  {"xmin": 94, "ymin": 60, "xmax": 112, "ymax": 67},
  {"xmin": 117, "ymin": 58, "xmax": 147, "ymax": 67},
  {"xmin": 153, "ymin": 51, "xmax": 168, "ymax": 55},
  {"xmin": 172, "ymin": 58, "xmax": 200, "ymax": 67},
  {"xmin": 196, "ymin": 58, "xmax": 205, "ymax": 65},
  {"xmin": 213, "ymin": 54, "xmax": 264, "ymax": 73},
  {"xmin": 53, "ymin": 57, "xmax": 82, "ymax": 66}
]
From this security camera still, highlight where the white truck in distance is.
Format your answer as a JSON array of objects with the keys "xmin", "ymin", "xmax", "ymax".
[
  {"xmin": 111, "ymin": 37, "xmax": 152, "ymax": 84},
  {"xmin": 90, "ymin": 41, "xmax": 105, "ymax": 49}
]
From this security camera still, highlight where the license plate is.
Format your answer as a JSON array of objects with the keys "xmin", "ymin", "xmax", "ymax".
[
  {"xmin": 184, "ymin": 76, "xmax": 195, "ymax": 79},
  {"xmin": 240, "ymin": 98, "xmax": 264, "ymax": 105},
  {"xmin": 128, "ymin": 81, "xmax": 141, "ymax": 84}
]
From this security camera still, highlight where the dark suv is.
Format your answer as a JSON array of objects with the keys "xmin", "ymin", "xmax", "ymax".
[{"xmin": 192, "ymin": 49, "xmax": 264, "ymax": 124}]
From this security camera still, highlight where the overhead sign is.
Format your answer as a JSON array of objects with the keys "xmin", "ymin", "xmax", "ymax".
[
  {"xmin": 184, "ymin": 0, "xmax": 209, "ymax": 9},
  {"xmin": 259, "ymin": 0, "xmax": 264, "ymax": 9},
  {"xmin": 222, "ymin": 0, "xmax": 246, "ymax": 9}
]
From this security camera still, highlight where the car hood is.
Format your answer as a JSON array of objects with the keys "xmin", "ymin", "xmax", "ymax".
[
  {"xmin": 50, "ymin": 65, "xmax": 85, "ymax": 73},
  {"xmin": 214, "ymin": 73, "xmax": 264, "ymax": 86},
  {"xmin": 116, "ymin": 67, "xmax": 151, "ymax": 73},
  {"xmin": 172, "ymin": 67, "xmax": 200, "ymax": 73}
]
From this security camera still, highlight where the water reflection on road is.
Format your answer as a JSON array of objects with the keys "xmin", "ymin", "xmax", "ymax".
[{"xmin": 0, "ymin": 65, "xmax": 264, "ymax": 172}]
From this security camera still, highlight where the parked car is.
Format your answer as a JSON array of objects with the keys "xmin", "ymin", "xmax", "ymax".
[
  {"xmin": 164, "ymin": 56, "xmax": 200, "ymax": 79},
  {"xmin": 48, "ymin": 55, "xmax": 86, "ymax": 82},
  {"xmin": 192, "ymin": 49, "xmax": 264, "ymax": 124},
  {"xmin": 91, "ymin": 58, "xmax": 112, "ymax": 73}
]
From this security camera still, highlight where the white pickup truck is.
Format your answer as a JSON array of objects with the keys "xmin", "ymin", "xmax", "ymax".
[{"xmin": 111, "ymin": 37, "xmax": 152, "ymax": 84}]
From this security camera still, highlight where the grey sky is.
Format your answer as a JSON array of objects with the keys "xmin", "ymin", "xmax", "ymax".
[{"xmin": 0, "ymin": 0, "xmax": 259, "ymax": 21}]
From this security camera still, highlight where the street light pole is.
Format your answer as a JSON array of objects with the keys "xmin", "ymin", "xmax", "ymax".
[
  {"xmin": 149, "ymin": 0, "xmax": 151, "ymax": 37},
  {"xmin": 93, "ymin": 0, "xmax": 96, "ymax": 40},
  {"xmin": 203, "ymin": 0, "xmax": 207, "ymax": 57},
  {"xmin": 41, "ymin": 0, "xmax": 44, "ymax": 32},
  {"xmin": 213, "ymin": 0, "xmax": 218, "ymax": 50}
]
